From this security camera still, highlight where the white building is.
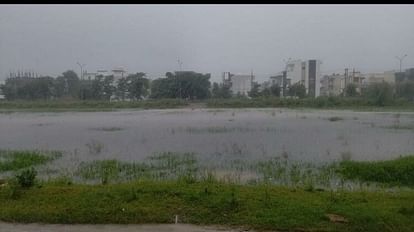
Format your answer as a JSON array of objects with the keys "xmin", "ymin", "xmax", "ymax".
[
  {"xmin": 111, "ymin": 67, "xmax": 127, "ymax": 82},
  {"xmin": 222, "ymin": 72, "xmax": 254, "ymax": 96},
  {"xmin": 284, "ymin": 59, "xmax": 322, "ymax": 97},
  {"xmin": 0, "ymin": 80, "xmax": 4, "ymax": 100},
  {"xmin": 362, "ymin": 71, "xmax": 396, "ymax": 85},
  {"xmin": 320, "ymin": 69, "xmax": 366, "ymax": 96},
  {"xmin": 83, "ymin": 68, "xmax": 128, "ymax": 82}
]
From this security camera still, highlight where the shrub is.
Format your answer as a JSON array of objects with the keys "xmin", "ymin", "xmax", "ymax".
[{"xmin": 16, "ymin": 168, "xmax": 37, "ymax": 188}]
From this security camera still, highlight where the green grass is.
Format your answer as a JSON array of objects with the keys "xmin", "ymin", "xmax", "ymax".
[
  {"xmin": 338, "ymin": 156, "xmax": 414, "ymax": 187},
  {"xmin": 1, "ymin": 97, "xmax": 414, "ymax": 112},
  {"xmin": 206, "ymin": 97, "xmax": 414, "ymax": 111},
  {"xmin": 0, "ymin": 150, "xmax": 61, "ymax": 173},
  {"xmin": 0, "ymin": 180, "xmax": 413, "ymax": 231},
  {"xmin": 0, "ymin": 152, "xmax": 414, "ymax": 231},
  {"xmin": 0, "ymin": 99, "xmax": 188, "ymax": 112}
]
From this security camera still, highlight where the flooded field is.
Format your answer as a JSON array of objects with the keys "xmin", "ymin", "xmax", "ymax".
[{"xmin": 1, "ymin": 108, "xmax": 413, "ymax": 168}]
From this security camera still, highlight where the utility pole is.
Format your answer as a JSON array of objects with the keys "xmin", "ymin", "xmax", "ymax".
[{"xmin": 395, "ymin": 54, "xmax": 407, "ymax": 73}]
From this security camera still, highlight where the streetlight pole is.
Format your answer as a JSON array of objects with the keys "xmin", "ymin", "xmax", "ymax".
[
  {"xmin": 76, "ymin": 62, "xmax": 86, "ymax": 80},
  {"xmin": 395, "ymin": 54, "xmax": 407, "ymax": 73}
]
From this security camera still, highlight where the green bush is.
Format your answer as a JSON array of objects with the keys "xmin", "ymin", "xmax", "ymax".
[
  {"xmin": 16, "ymin": 168, "xmax": 37, "ymax": 188},
  {"xmin": 338, "ymin": 155, "xmax": 414, "ymax": 186}
]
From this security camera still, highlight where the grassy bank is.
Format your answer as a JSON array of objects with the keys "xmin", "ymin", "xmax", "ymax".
[
  {"xmin": 338, "ymin": 156, "xmax": 414, "ymax": 187},
  {"xmin": 0, "ymin": 180, "xmax": 412, "ymax": 231},
  {"xmin": 1, "ymin": 151, "xmax": 414, "ymax": 231},
  {"xmin": 0, "ymin": 99, "xmax": 188, "ymax": 112},
  {"xmin": 1, "ymin": 97, "xmax": 414, "ymax": 112},
  {"xmin": 206, "ymin": 97, "xmax": 414, "ymax": 111}
]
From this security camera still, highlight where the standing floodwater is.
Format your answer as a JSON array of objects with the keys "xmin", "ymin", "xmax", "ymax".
[{"xmin": 0, "ymin": 108, "xmax": 413, "ymax": 169}]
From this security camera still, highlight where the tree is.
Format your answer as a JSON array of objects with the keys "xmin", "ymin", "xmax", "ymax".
[
  {"xmin": 211, "ymin": 82, "xmax": 232, "ymax": 99},
  {"xmin": 211, "ymin": 82, "xmax": 220, "ymax": 98},
  {"xmin": 248, "ymin": 82, "xmax": 261, "ymax": 98},
  {"xmin": 344, "ymin": 83, "xmax": 358, "ymax": 97},
  {"xmin": 78, "ymin": 80, "xmax": 94, "ymax": 100},
  {"xmin": 270, "ymin": 84, "xmax": 281, "ymax": 97},
  {"xmin": 115, "ymin": 77, "xmax": 128, "ymax": 101},
  {"xmin": 288, "ymin": 83, "xmax": 306, "ymax": 98},
  {"xmin": 150, "ymin": 71, "xmax": 211, "ymax": 100},
  {"xmin": 1, "ymin": 75, "xmax": 54, "ymax": 100},
  {"xmin": 55, "ymin": 70, "xmax": 80, "ymax": 99},
  {"xmin": 126, "ymin": 72, "xmax": 149, "ymax": 100},
  {"xmin": 364, "ymin": 82, "xmax": 393, "ymax": 106},
  {"xmin": 91, "ymin": 75, "xmax": 104, "ymax": 100},
  {"xmin": 102, "ymin": 75, "xmax": 115, "ymax": 100},
  {"xmin": 219, "ymin": 84, "xmax": 232, "ymax": 98},
  {"xmin": 396, "ymin": 80, "xmax": 414, "ymax": 101}
]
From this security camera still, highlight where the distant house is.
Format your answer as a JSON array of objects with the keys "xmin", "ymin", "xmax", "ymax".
[
  {"xmin": 222, "ymin": 72, "xmax": 254, "ymax": 96},
  {"xmin": 284, "ymin": 59, "xmax": 322, "ymax": 97},
  {"xmin": 320, "ymin": 70, "xmax": 367, "ymax": 96},
  {"xmin": 362, "ymin": 71, "xmax": 396, "ymax": 85},
  {"xmin": 269, "ymin": 74, "xmax": 284, "ymax": 87}
]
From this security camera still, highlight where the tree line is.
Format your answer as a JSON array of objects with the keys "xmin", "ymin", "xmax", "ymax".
[
  {"xmin": 0, "ymin": 70, "xmax": 212, "ymax": 101},
  {"xmin": 1, "ymin": 69, "xmax": 414, "ymax": 106}
]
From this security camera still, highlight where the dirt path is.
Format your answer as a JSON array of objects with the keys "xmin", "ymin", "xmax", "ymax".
[{"xmin": 0, "ymin": 222, "xmax": 251, "ymax": 232}]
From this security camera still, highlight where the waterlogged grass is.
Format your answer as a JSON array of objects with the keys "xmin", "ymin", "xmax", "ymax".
[
  {"xmin": 0, "ymin": 150, "xmax": 61, "ymax": 173},
  {"xmin": 63, "ymin": 152, "xmax": 414, "ymax": 190},
  {"xmin": 76, "ymin": 152, "xmax": 199, "ymax": 184},
  {"xmin": 0, "ymin": 152, "xmax": 414, "ymax": 231},
  {"xmin": 0, "ymin": 180, "xmax": 413, "ymax": 231},
  {"xmin": 338, "ymin": 155, "xmax": 414, "ymax": 187}
]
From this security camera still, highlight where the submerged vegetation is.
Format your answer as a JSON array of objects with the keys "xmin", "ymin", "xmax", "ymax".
[
  {"xmin": 0, "ymin": 150, "xmax": 414, "ymax": 231},
  {"xmin": 0, "ymin": 150, "xmax": 61, "ymax": 173},
  {"xmin": 2, "ymin": 150, "xmax": 414, "ymax": 189}
]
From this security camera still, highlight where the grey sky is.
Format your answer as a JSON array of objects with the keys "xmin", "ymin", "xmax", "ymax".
[{"xmin": 1, "ymin": 4, "xmax": 414, "ymax": 83}]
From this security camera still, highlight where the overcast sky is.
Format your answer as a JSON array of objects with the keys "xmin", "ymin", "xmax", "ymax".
[{"xmin": 1, "ymin": 4, "xmax": 414, "ymax": 82}]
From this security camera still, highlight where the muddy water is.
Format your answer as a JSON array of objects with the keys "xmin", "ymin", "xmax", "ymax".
[{"xmin": 0, "ymin": 108, "xmax": 413, "ymax": 169}]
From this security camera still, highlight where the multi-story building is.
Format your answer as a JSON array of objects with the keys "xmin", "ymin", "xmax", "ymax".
[
  {"xmin": 269, "ymin": 74, "xmax": 284, "ymax": 87},
  {"xmin": 395, "ymin": 68, "xmax": 414, "ymax": 83},
  {"xmin": 362, "ymin": 71, "xmax": 396, "ymax": 85},
  {"xmin": 222, "ymin": 72, "xmax": 254, "ymax": 96},
  {"xmin": 284, "ymin": 59, "xmax": 322, "ymax": 97},
  {"xmin": 320, "ymin": 69, "xmax": 365, "ymax": 96},
  {"xmin": 83, "ymin": 67, "xmax": 128, "ymax": 82},
  {"xmin": 320, "ymin": 73, "xmax": 345, "ymax": 96}
]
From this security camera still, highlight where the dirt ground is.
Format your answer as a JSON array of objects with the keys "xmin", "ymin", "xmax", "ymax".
[{"xmin": 0, "ymin": 222, "xmax": 253, "ymax": 232}]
